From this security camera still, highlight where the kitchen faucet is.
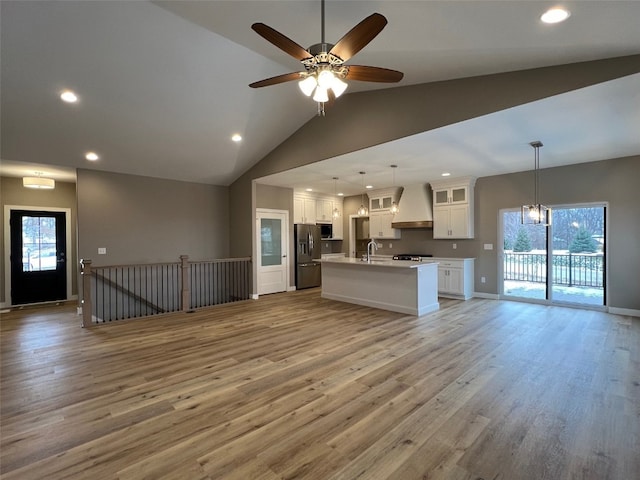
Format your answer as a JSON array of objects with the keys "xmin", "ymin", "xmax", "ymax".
[{"xmin": 366, "ymin": 239, "xmax": 378, "ymax": 262}]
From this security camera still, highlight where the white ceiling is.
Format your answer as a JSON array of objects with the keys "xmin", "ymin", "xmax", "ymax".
[{"xmin": 1, "ymin": 1, "xmax": 639, "ymax": 193}]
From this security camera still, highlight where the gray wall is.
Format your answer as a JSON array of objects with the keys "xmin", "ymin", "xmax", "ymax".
[
  {"xmin": 1, "ymin": 176, "xmax": 78, "ymax": 304},
  {"xmin": 76, "ymin": 169, "xmax": 229, "ymax": 264}
]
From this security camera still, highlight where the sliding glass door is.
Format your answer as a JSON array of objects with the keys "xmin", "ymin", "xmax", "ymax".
[{"xmin": 501, "ymin": 204, "xmax": 605, "ymax": 307}]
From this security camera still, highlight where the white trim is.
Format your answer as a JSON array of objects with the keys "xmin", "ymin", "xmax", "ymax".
[
  {"xmin": 251, "ymin": 293, "xmax": 259, "ymax": 300},
  {"xmin": 4, "ymin": 205, "xmax": 73, "ymax": 306},
  {"xmin": 608, "ymin": 307, "xmax": 640, "ymax": 318}
]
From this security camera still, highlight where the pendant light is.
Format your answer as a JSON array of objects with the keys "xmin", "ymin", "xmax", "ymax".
[
  {"xmin": 332, "ymin": 177, "xmax": 341, "ymax": 218},
  {"xmin": 356, "ymin": 172, "xmax": 368, "ymax": 216},
  {"xmin": 521, "ymin": 141, "xmax": 551, "ymax": 226},
  {"xmin": 389, "ymin": 165, "xmax": 399, "ymax": 214}
]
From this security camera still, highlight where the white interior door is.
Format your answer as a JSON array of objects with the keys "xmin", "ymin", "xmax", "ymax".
[{"xmin": 256, "ymin": 209, "xmax": 289, "ymax": 295}]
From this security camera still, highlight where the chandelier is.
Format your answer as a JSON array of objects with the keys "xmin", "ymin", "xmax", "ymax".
[{"xmin": 521, "ymin": 141, "xmax": 551, "ymax": 226}]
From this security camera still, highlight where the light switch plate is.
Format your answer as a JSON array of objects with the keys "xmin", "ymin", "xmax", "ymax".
[
  {"xmin": 484, "ymin": 243, "xmax": 494, "ymax": 250},
  {"xmin": 98, "ymin": 247, "xmax": 107, "ymax": 255}
]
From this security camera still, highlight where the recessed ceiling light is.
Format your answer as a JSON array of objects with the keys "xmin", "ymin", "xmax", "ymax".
[
  {"xmin": 231, "ymin": 134, "xmax": 242, "ymax": 142},
  {"xmin": 441, "ymin": 172, "xmax": 451, "ymax": 177},
  {"xmin": 541, "ymin": 7, "xmax": 570, "ymax": 24},
  {"xmin": 366, "ymin": 185, "xmax": 373, "ymax": 189},
  {"xmin": 60, "ymin": 90, "xmax": 78, "ymax": 103},
  {"xmin": 305, "ymin": 188, "xmax": 313, "ymax": 192},
  {"xmin": 337, "ymin": 192, "xmax": 344, "ymax": 196},
  {"xmin": 85, "ymin": 152, "xmax": 99, "ymax": 161}
]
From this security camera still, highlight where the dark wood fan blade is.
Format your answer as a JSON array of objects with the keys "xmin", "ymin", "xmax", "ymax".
[
  {"xmin": 345, "ymin": 65, "xmax": 404, "ymax": 83},
  {"xmin": 249, "ymin": 72, "xmax": 304, "ymax": 88},
  {"xmin": 329, "ymin": 13, "xmax": 387, "ymax": 62},
  {"xmin": 252, "ymin": 23, "xmax": 311, "ymax": 61}
]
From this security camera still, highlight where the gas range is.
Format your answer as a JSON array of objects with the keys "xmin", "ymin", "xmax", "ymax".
[{"xmin": 392, "ymin": 254, "xmax": 433, "ymax": 261}]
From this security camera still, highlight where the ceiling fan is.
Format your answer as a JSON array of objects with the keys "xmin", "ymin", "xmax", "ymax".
[{"xmin": 249, "ymin": 0, "xmax": 404, "ymax": 115}]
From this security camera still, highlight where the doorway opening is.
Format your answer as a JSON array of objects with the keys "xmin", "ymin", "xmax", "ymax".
[{"xmin": 500, "ymin": 204, "xmax": 606, "ymax": 308}]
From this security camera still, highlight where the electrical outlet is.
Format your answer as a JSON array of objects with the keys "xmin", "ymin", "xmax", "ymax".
[
  {"xmin": 452, "ymin": 243, "xmax": 457, "ymax": 249},
  {"xmin": 481, "ymin": 276, "xmax": 486, "ymax": 283},
  {"xmin": 388, "ymin": 243, "xmax": 392, "ymax": 249}
]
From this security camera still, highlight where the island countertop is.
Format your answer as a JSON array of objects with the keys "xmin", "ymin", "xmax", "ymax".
[
  {"xmin": 319, "ymin": 257, "xmax": 438, "ymax": 269},
  {"xmin": 320, "ymin": 257, "xmax": 439, "ymax": 316}
]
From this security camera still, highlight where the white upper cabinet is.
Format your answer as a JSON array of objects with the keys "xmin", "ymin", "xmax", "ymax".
[
  {"xmin": 316, "ymin": 199, "xmax": 333, "ymax": 223},
  {"xmin": 293, "ymin": 194, "xmax": 318, "ymax": 224},
  {"xmin": 368, "ymin": 188, "xmax": 402, "ymax": 239},
  {"xmin": 430, "ymin": 177, "xmax": 475, "ymax": 239},
  {"xmin": 293, "ymin": 191, "xmax": 343, "ymax": 236}
]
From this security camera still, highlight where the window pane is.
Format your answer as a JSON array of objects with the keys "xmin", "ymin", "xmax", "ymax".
[
  {"xmin": 22, "ymin": 216, "xmax": 57, "ymax": 272},
  {"xmin": 502, "ymin": 211, "xmax": 547, "ymax": 300},
  {"xmin": 550, "ymin": 206, "xmax": 604, "ymax": 306},
  {"xmin": 261, "ymin": 219, "xmax": 282, "ymax": 267}
]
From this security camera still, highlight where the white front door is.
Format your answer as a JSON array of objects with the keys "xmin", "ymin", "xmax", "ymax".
[{"xmin": 256, "ymin": 209, "xmax": 289, "ymax": 295}]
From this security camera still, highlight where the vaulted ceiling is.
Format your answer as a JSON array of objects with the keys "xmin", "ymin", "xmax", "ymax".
[{"xmin": 1, "ymin": 1, "xmax": 639, "ymax": 195}]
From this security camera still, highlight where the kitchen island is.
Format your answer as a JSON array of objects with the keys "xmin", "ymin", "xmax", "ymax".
[{"xmin": 320, "ymin": 257, "xmax": 439, "ymax": 316}]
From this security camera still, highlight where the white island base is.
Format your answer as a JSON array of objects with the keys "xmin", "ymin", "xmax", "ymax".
[{"xmin": 320, "ymin": 258, "xmax": 439, "ymax": 316}]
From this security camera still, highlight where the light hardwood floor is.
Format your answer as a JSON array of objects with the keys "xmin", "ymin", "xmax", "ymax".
[{"xmin": 1, "ymin": 289, "xmax": 638, "ymax": 479}]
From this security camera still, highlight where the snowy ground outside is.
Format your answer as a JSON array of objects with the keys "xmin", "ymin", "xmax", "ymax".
[{"xmin": 504, "ymin": 281, "xmax": 604, "ymax": 306}]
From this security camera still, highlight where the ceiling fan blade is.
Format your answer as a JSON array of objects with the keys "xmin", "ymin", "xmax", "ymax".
[
  {"xmin": 345, "ymin": 65, "xmax": 404, "ymax": 83},
  {"xmin": 249, "ymin": 72, "xmax": 304, "ymax": 88},
  {"xmin": 251, "ymin": 23, "xmax": 312, "ymax": 61},
  {"xmin": 329, "ymin": 13, "xmax": 387, "ymax": 62}
]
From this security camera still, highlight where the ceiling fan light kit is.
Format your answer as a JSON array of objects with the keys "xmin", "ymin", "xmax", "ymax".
[{"xmin": 250, "ymin": 0, "xmax": 403, "ymax": 115}]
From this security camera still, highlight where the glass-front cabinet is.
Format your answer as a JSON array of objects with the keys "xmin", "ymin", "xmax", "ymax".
[
  {"xmin": 430, "ymin": 177, "xmax": 476, "ymax": 239},
  {"xmin": 433, "ymin": 185, "xmax": 469, "ymax": 206}
]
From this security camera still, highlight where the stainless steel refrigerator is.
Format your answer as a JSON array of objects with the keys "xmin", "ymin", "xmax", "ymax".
[{"xmin": 295, "ymin": 224, "xmax": 321, "ymax": 289}]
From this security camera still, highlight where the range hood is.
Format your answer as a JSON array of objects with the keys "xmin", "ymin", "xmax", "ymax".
[{"xmin": 391, "ymin": 183, "xmax": 433, "ymax": 229}]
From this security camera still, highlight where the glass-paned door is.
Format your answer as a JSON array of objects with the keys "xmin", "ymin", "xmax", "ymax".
[
  {"xmin": 10, "ymin": 210, "xmax": 67, "ymax": 304},
  {"xmin": 501, "ymin": 205, "xmax": 606, "ymax": 307},
  {"xmin": 256, "ymin": 209, "xmax": 289, "ymax": 295}
]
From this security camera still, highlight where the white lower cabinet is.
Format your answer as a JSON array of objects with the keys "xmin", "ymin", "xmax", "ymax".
[{"xmin": 432, "ymin": 258, "xmax": 474, "ymax": 300}]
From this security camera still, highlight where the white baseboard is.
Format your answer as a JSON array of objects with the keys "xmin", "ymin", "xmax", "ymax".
[
  {"xmin": 287, "ymin": 286, "xmax": 297, "ymax": 292},
  {"xmin": 251, "ymin": 294, "xmax": 259, "ymax": 300},
  {"xmin": 1, "ymin": 295, "xmax": 79, "ymax": 311},
  {"xmin": 608, "ymin": 306, "xmax": 640, "ymax": 318},
  {"xmin": 473, "ymin": 292, "xmax": 500, "ymax": 300}
]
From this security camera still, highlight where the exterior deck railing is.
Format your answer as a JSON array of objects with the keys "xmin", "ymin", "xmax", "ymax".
[
  {"xmin": 80, "ymin": 255, "xmax": 251, "ymax": 326},
  {"xmin": 503, "ymin": 252, "xmax": 604, "ymax": 288}
]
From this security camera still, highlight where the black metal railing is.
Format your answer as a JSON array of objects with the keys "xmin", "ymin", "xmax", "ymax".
[
  {"xmin": 81, "ymin": 256, "xmax": 251, "ymax": 325},
  {"xmin": 503, "ymin": 252, "xmax": 604, "ymax": 287},
  {"xmin": 190, "ymin": 258, "xmax": 251, "ymax": 309}
]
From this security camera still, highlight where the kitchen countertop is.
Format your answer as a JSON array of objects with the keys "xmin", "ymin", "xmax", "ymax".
[{"xmin": 319, "ymin": 257, "xmax": 438, "ymax": 269}]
